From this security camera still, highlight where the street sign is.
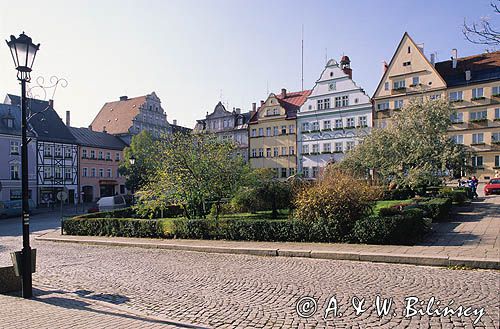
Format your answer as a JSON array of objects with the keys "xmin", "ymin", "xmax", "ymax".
[{"xmin": 56, "ymin": 191, "xmax": 68, "ymax": 201}]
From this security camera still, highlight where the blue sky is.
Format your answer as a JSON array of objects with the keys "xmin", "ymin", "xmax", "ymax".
[{"xmin": 0, "ymin": 0, "xmax": 496, "ymax": 128}]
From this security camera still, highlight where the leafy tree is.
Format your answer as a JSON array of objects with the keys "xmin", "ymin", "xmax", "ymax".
[
  {"xmin": 135, "ymin": 133, "xmax": 246, "ymax": 219},
  {"xmin": 338, "ymin": 99, "xmax": 469, "ymax": 190},
  {"xmin": 119, "ymin": 131, "xmax": 159, "ymax": 193}
]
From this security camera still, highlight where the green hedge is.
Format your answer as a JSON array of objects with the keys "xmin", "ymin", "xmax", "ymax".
[
  {"xmin": 353, "ymin": 208, "xmax": 428, "ymax": 245},
  {"xmin": 382, "ymin": 188, "xmax": 415, "ymax": 201},
  {"xmin": 438, "ymin": 188, "xmax": 469, "ymax": 205},
  {"xmin": 63, "ymin": 217, "xmax": 161, "ymax": 238},
  {"xmin": 416, "ymin": 198, "xmax": 452, "ymax": 222}
]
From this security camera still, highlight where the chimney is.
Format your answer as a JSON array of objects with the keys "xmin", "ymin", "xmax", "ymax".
[
  {"xmin": 260, "ymin": 100, "xmax": 264, "ymax": 106},
  {"xmin": 173, "ymin": 119, "xmax": 177, "ymax": 125},
  {"xmin": 281, "ymin": 88, "xmax": 287, "ymax": 98},
  {"xmin": 451, "ymin": 49, "xmax": 458, "ymax": 69},
  {"xmin": 102, "ymin": 126, "xmax": 107, "ymax": 133},
  {"xmin": 119, "ymin": 95, "xmax": 128, "ymax": 101},
  {"xmin": 382, "ymin": 61, "xmax": 388, "ymax": 73},
  {"xmin": 465, "ymin": 70, "xmax": 471, "ymax": 81},
  {"xmin": 430, "ymin": 53, "xmax": 435, "ymax": 66},
  {"xmin": 88, "ymin": 125, "xmax": 93, "ymax": 131},
  {"xmin": 65, "ymin": 110, "xmax": 70, "ymax": 126},
  {"xmin": 48, "ymin": 99, "xmax": 54, "ymax": 108},
  {"xmin": 235, "ymin": 108, "xmax": 241, "ymax": 114},
  {"xmin": 252, "ymin": 102, "xmax": 256, "ymax": 112}
]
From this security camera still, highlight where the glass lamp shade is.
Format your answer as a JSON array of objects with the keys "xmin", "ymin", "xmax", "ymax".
[
  {"xmin": 6, "ymin": 32, "xmax": 40, "ymax": 72},
  {"xmin": 129, "ymin": 156, "xmax": 136, "ymax": 165}
]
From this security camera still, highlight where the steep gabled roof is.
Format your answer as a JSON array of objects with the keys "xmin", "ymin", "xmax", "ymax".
[
  {"xmin": 69, "ymin": 127, "xmax": 127, "ymax": 150},
  {"xmin": 250, "ymin": 89, "xmax": 311, "ymax": 123},
  {"xmin": 90, "ymin": 95, "xmax": 147, "ymax": 134},
  {"xmin": 4, "ymin": 94, "xmax": 76, "ymax": 143},
  {"xmin": 435, "ymin": 51, "xmax": 500, "ymax": 87}
]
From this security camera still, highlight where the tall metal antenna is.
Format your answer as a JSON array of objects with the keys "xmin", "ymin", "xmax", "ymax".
[
  {"xmin": 301, "ymin": 24, "xmax": 304, "ymax": 91},
  {"xmin": 266, "ymin": 81, "xmax": 269, "ymax": 95}
]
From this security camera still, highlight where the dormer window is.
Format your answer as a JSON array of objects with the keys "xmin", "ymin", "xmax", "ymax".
[{"xmin": 6, "ymin": 118, "xmax": 13, "ymax": 128}]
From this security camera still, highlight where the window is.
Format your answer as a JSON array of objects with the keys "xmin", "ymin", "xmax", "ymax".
[
  {"xmin": 65, "ymin": 147, "xmax": 72, "ymax": 158},
  {"xmin": 273, "ymin": 147, "xmax": 279, "ymax": 157},
  {"xmin": 258, "ymin": 128, "xmax": 264, "ymax": 137},
  {"xmin": 91, "ymin": 168, "xmax": 96, "ymax": 177},
  {"xmin": 342, "ymin": 96, "xmax": 349, "ymax": 107},
  {"xmin": 492, "ymin": 132, "xmax": 500, "ymax": 143},
  {"xmin": 6, "ymin": 118, "xmax": 13, "ymax": 128},
  {"xmin": 449, "ymin": 91, "xmax": 463, "ymax": 102},
  {"xmin": 90, "ymin": 150, "xmax": 96, "ymax": 159},
  {"xmin": 10, "ymin": 164, "xmax": 19, "ymax": 180},
  {"xmin": 289, "ymin": 146, "xmax": 295, "ymax": 155},
  {"xmin": 266, "ymin": 148, "xmax": 271, "ymax": 157},
  {"xmin": 258, "ymin": 148, "xmax": 263, "ymax": 157},
  {"xmin": 303, "ymin": 167, "xmax": 310, "ymax": 178},
  {"xmin": 302, "ymin": 122, "xmax": 310, "ymax": 132},
  {"xmin": 496, "ymin": 155, "xmax": 500, "ymax": 167},
  {"xmin": 323, "ymin": 143, "xmax": 331, "ymax": 153},
  {"xmin": 44, "ymin": 167, "xmax": 52, "ymax": 179},
  {"xmin": 223, "ymin": 119, "xmax": 229, "ymax": 128},
  {"xmin": 99, "ymin": 168, "xmax": 104, "ymax": 177},
  {"xmin": 412, "ymin": 76, "xmax": 420, "ymax": 86},
  {"xmin": 289, "ymin": 125, "xmax": 295, "ymax": 134},
  {"xmin": 407, "ymin": 46, "xmax": 411, "ymax": 53},
  {"xmin": 65, "ymin": 167, "xmax": 72, "ymax": 180},
  {"xmin": 323, "ymin": 120, "xmax": 331, "ymax": 130},
  {"xmin": 384, "ymin": 82, "xmax": 389, "ymax": 91},
  {"xmin": 251, "ymin": 149, "xmax": 257, "ymax": 158},
  {"xmin": 98, "ymin": 151, "xmax": 103, "ymax": 160},
  {"xmin": 472, "ymin": 88, "xmax": 484, "ymax": 99},
  {"xmin": 10, "ymin": 141, "xmax": 19, "ymax": 154},
  {"xmin": 312, "ymin": 144, "xmax": 319, "ymax": 154},
  {"xmin": 115, "ymin": 152, "xmax": 120, "ymax": 161},
  {"xmin": 335, "ymin": 97, "xmax": 342, "ymax": 108},
  {"xmin": 451, "ymin": 135, "xmax": 464, "ymax": 144},
  {"xmin": 335, "ymin": 142, "xmax": 343, "ymax": 152},
  {"xmin": 281, "ymin": 168, "xmax": 287, "ymax": 178},
  {"xmin": 393, "ymin": 80, "xmax": 405, "ymax": 89},
  {"xmin": 266, "ymin": 127, "xmax": 271, "ymax": 137},
  {"xmin": 107, "ymin": 168, "xmax": 112, "ymax": 177},
  {"xmin": 317, "ymin": 99, "xmax": 324, "ymax": 110},
  {"xmin": 273, "ymin": 126, "xmax": 279, "ymax": 136},
  {"xmin": 346, "ymin": 141, "xmax": 355, "ymax": 151},
  {"xmin": 346, "ymin": 118, "xmax": 355, "ymax": 128},
  {"xmin": 492, "ymin": 86, "xmax": 500, "ymax": 96},
  {"xmin": 394, "ymin": 100, "xmax": 403, "ymax": 109},
  {"xmin": 403, "ymin": 61, "xmax": 411, "ymax": 66},
  {"xmin": 472, "ymin": 156, "xmax": 483, "ymax": 167},
  {"xmin": 377, "ymin": 102, "xmax": 390, "ymax": 111},
  {"xmin": 83, "ymin": 168, "xmax": 88, "ymax": 177},
  {"xmin": 251, "ymin": 129, "xmax": 256, "ymax": 137},
  {"xmin": 289, "ymin": 168, "xmax": 295, "ymax": 176},
  {"xmin": 472, "ymin": 133, "xmax": 484, "ymax": 144},
  {"xmin": 302, "ymin": 144, "xmax": 309, "ymax": 154},
  {"xmin": 311, "ymin": 122, "xmax": 319, "ymax": 131},
  {"xmin": 55, "ymin": 146, "xmax": 62, "ymax": 157},
  {"xmin": 82, "ymin": 149, "xmax": 88, "ymax": 158},
  {"xmin": 358, "ymin": 116, "xmax": 367, "ymax": 127},
  {"xmin": 281, "ymin": 125, "xmax": 287, "ymax": 134},
  {"xmin": 106, "ymin": 152, "xmax": 111, "ymax": 160},
  {"xmin": 312, "ymin": 167, "xmax": 319, "ymax": 178},
  {"xmin": 335, "ymin": 119, "xmax": 343, "ymax": 129},
  {"xmin": 324, "ymin": 98, "xmax": 330, "ymax": 109},
  {"xmin": 10, "ymin": 190, "xmax": 21, "ymax": 200},
  {"xmin": 495, "ymin": 108, "xmax": 500, "ymax": 120},
  {"xmin": 430, "ymin": 94, "xmax": 441, "ymax": 100},
  {"xmin": 281, "ymin": 147, "xmax": 287, "ymax": 156},
  {"xmin": 54, "ymin": 167, "xmax": 62, "ymax": 179},
  {"xmin": 469, "ymin": 111, "xmax": 487, "ymax": 121},
  {"xmin": 450, "ymin": 112, "xmax": 464, "ymax": 123}
]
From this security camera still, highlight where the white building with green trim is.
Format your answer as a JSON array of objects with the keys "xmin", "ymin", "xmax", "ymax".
[{"xmin": 297, "ymin": 56, "xmax": 372, "ymax": 179}]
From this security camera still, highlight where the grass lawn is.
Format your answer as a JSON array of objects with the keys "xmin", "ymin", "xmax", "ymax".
[{"xmin": 373, "ymin": 199, "xmax": 414, "ymax": 215}]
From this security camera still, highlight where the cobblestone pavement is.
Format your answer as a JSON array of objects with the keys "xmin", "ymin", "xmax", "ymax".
[{"xmin": 4, "ymin": 241, "xmax": 496, "ymax": 328}]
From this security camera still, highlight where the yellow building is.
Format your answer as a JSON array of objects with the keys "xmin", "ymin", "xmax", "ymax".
[
  {"xmin": 249, "ymin": 89, "xmax": 311, "ymax": 179},
  {"xmin": 373, "ymin": 32, "xmax": 500, "ymax": 180}
]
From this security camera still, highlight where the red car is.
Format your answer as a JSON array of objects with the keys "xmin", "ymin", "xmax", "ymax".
[{"xmin": 484, "ymin": 178, "xmax": 500, "ymax": 196}]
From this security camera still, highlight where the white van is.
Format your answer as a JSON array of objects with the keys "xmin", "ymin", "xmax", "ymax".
[{"xmin": 97, "ymin": 195, "xmax": 126, "ymax": 212}]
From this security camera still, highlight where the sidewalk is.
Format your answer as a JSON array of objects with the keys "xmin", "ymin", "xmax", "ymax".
[{"xmin": 36, "ymin": 196, "xmax": 500, "ymax": 270}]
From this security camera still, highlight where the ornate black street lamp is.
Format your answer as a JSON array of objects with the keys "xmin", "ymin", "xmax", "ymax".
[{"xmin": 6, "ymin": 32, "xmax": 40, "ymax": 299}]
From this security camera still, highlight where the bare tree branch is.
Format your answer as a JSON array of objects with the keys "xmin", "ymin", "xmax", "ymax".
[{"xmin": 463, "ymin": 0, "xmax": 500, "ymax": 48}]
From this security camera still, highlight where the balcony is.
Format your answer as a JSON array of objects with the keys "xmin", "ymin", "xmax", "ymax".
[{"xmin": 391, "ymin": 87, "xmax": 406, "ymax": 94}]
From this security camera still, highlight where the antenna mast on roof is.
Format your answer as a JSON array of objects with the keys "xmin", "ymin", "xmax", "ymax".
[{"xmin": 301, "ymin": 24, "xmax": 304, "ymax": 91}]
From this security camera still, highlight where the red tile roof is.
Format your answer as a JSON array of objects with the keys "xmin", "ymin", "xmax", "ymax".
[
  {"xmin": 90, "ymin": 96, "xmax": 147, "ymax": 134},
  {"xmin": 249, "ymin": 89, "xmax": 312, "ymax": 123}
]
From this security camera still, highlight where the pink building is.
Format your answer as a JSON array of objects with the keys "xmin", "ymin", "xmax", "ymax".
[{"xmin": 69, "ymin": 127, "xmax": 127, "ymax": 202}]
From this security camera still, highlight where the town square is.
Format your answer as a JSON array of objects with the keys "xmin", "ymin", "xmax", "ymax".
[{"xmin": 0, "ymin": 0, "xmax": 499, "ymax": 328}]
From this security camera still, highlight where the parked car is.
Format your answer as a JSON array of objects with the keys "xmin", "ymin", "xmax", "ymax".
[
  {"xmin": 484, "ymin": 179, "xmax": 500, "ymax": 196},
  {"xmin": 96, "ymin": 195, "xmax": 127, "ymax": 212},
  {"xmin": 0, "ymin": 199, "xmax": 36, "ymax": 219}
]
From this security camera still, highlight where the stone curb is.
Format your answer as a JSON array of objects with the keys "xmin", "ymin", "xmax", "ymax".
[{"xmin": 35, "ymin": 233, "xmax": 500, "ymax": 270}]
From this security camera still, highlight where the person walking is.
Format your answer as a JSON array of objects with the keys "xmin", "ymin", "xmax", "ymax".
[{"xmin": 471, "ymin": 176, "xmax": 479, "ymax": 199}]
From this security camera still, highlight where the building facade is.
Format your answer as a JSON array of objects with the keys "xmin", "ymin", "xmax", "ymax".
[
  {"xmin": 298, "ymin": 56, "xmax": 372, "ymax": 179},
  {"xmin": 372, "ymin": 33, "xmax": 500, "ymax": 180},
  {"xmin": 248, "ymin": 89, "xmax": 311, "ymax": 179},
  {"xmin": 4, "ymin": 95, "xmax": 79, "ymax": 205},
  {"xmin": 193, "ymin": 102, "xmax": 251, "ymax": 162},
  {"xmin": 90, "ymin": 92, "xmax": 169, "ymax": 145},
  {"xmin": 69, "ymin": 127, "xmax": 127, "ymax": 202},
  {"xmin": 0, "ymin": 104, "xmax": 37, "ymax": 203}
]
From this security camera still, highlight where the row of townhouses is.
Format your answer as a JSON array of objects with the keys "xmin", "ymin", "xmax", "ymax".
[
  {"xmin": 194, "ymin": 33, "xmax": 500, "ymax": 181},
  {"xmin": 0, "ymin": 91, "xmax": 191, "ymax": 205}
]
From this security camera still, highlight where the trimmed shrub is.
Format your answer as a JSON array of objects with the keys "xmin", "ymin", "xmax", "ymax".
[
  {"xmin": 417, "ymin": 198, "xmax": 452, "ymax": 222},
  {"xmin": 438, "ymin": 188, "xmax": 469, "ymax": 205},
  {"xmin": 76, "ymin": 208, "xmax": 136, "ymax": 219},
  {"xmin": 353, "ymin": 208, "xmax": 428, "ymax": 245},
  {"xmin": 63, "ymin": 217, "xmax": 161, "ymax": 238}
]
